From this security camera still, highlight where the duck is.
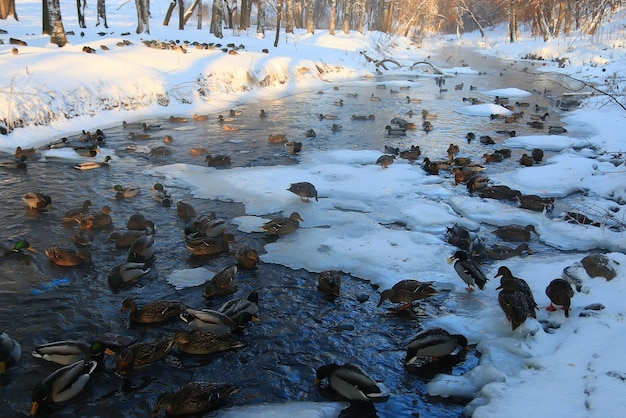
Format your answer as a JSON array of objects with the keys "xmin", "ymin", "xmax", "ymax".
[
  {"xmin": 377, "ymin": 279, "xmax": 438, "ymax": 310},
  {"xmin": 399, "ymin": 146, "xmax": 421, "ymax": 163},
  {"xmin": 204, "ymin": 266, "xmax": 238, "ymax": 300},
  {"xmin": 127, "ymin": 213, "xmax": 155, "ymax": 231},
  {"xmin": 515, "ymin": 194, "xmax": 555, "ymax": 212},
  {"xmin": 260, "ymin": 212, "xmax": 303, "ymax": 235},
  {"xmin": 370, "ymin": 94, "xmax": 381, "ymax": 102},
  {"xmin": 107, "ymin": 262, "xmax": 150, "ymax": 292},
  {"xmin": 217, "ymin": 291, "xmax": 259, "ymax": 320},
  {"xmin": 113, "ymin": 184, "xmax": 140, "ymax": 200},
  {"xmin": 169, "ymin": 115, "xmax": 188, "ymax": 123},
  {"xmin": 73, "ymin": 145, "xmax": 100, "ymax": 157},
  {"xmin": 205, "ymin": 154, "xmax": 232, "ymax": 167},
  {"xmin": 185, "ymin": 233, "xmax": 236, "ymax": 257},
  {"xmin": 473, "ymin": 241, "xmax": 533, "ymax": 261},
  {"xmin": 31, "ymin": 340, "xmax": 113, "ymax": 366},
  {"xmin": 351, "ymin": 114, "xmax": 375, "ymax": 121},
  {"xmin": 451, "ymin": 167, "xmax": 475, "ymax": 184},
  {"xmin": 121, "ymin": 298, "xmax": 184, "ymax": 324},
  {"xmin": 334, "ymin": 99, "xmax": 344, "ymax": 106},
  {"xmin": 0, "ymin": 332, "xmax": 21, "ymax": 374},
  {"xmin": 465, "ymin": 132, "xmax": 476, "ymax": 143},
  {"xmin": 287, "ymin": 182, "xmax": 318, "ymax": 202},
  {"xmin": 477, "ymin": 185, "xmax": 522, "ymax": 201},
  {"xmin": 406, "ymin": 96, "xmax": 422, "ymax": 104},
  {"xmin": 285, "ymin": 141, "xmax": 302, "ymax": 155},
  {"xmin": 493, "ymin": 224, "xmax": 538, "ymax": 242},
  {"xmin": 376, "ymin": 154, "xmax": 396, "ymax": 169},
  {"xmin": 189, "ymin": 146, "xmax": 209, "ymax": 156},
  {"xmin": 259, "ymin": 109, "xmax": 266, "ymax": 118},
  {"xmin": 422, "ymin": 158, "xmax": 451, "ymax": 175},
  {"xmin": 268, "ymin": 134, "xmax": 288, "ymax": 143},
  {"xmin": 22, "ymin": 192, "xmax": 52, "ymax": 210},
  {"xmin": 495, "ymin": 148, "xmax": 512, "ymax": 158},
  {"xmin": 548, "ymin": 125, "xmax": 567, "ymax": 134},
  {"xmin": 108, "ymin": 230, "xmax": 150, "ymax": 248},
  {"xmin": 305, "ymin": 129, "xmax": 316, "ymax": 138},
  {"xmin": 151, "ymin": 382, "xmax": 239, "ymax": 417},
  {"xmin": 77, "ymin": 205, "xmax": 113, "ymax": 230},
  {"xmin": 404, "ymin": 328, "xmax": 468, "ymax": 366},
  {"xmin": 30, "ymin": 360, "xmax": 98, "ymax": 415},
  {"xmin": 115, "ymin": 336, "xmax": 179, "ymax": 377},
  {"xmin": 44, "ymin": 247, "xmax": 92, "ymax": 267},
  {"xmin": 519, "ymin": 153, "xmax": 534, "ymax": 167},
  {"xmin": 319, "ymin": 113, "xmax": 338, "ymax": 120},
  {"xmin": 62, "ymin": 200, "xmax": 92, "ymax": 223},
  {"xmin": 331, "ymin": 123, "xmax": 342, "ymax": 132},
  {"xmin": 185, "ymin": 218, "xmax": 227, "ymax": 240},
  {"xmin": 236, "ymin": 245, "xmax": 260, "ymax": 270},
  {"xmin": 445, "ymin": 224, "xmax": 472, "ymax": 251},
  {"xmin": 72, "ymin": 230, "xmax": 94, "ymax": 247},
  {"xmin": 15, "ymin": 146, "xmax": 37, "ymax": 158},
  {"xmin": 527, "ymin": 120, "xmax": 545, "ymax": 129},
  {"xmin": 74, "ymin": 155, "xmax": 111, "ymax": 170},
  {"xmin": 422, "ymin": 120, "xmax": 434, "ymax": 133},
  {"xmin": 174, "ymin": 330, "xmax": 244, "ymax": 355},
  {"xmin": 1, "ymin": 240, "xmax": 36, "ymax": 263},
  {"xmin": 390, "ymin": 117, "xmax": 416, "ymax": 130},
  {"xmin": 483, "ymin": 152, "xmax": 504, "ymax": 164},
  {"xmin": 176, "ymin": 201, "xmax": 196, "ymax": 223},
  {"xmin": 384, "ymin": 145, "xmax": 400, "ymax": 156},
  {"xmin": 384, "ymin": 125, "xmax": 407, "ymax": 136},
  {"xmin": 152, "ymin": 183, "xmax": 172, "ymax": 206},
  {"xmin": 531, "ymin": 148, "xmax": 544, "ymax": 163},
  {"xmin": 466, "ymin": 175, "xmax": 490, "ymax": 192},
  {"xmin": 180, "ymin": 309, "xmax": 259, "ymax": 333},
  {"xmin": 317, "ymin": 270, "xmax": 342, "ymax": 297},
  {"xmin": 479, "ymin": 135, "xmax": 495, "ymax": 145},
  {"xmin": 127, "ymin": 132, "xmax": 152, "ymax": 140},
  {"xmin": 1, "ymin": 155, "xmax": 27, "ymax": 169},
  {"xmin": 217, "ymin": 115, "xmax": 236, "ymax": 123},
  {"xmin": 39, "ymin": 137, "xmax": 69, "ymax": 150},
  {"xmin": 446, "ymin": 144, "xmax": 460, "ymax": 159},
  {"xmin": 314, "ymin": 363, "xmax": 389, "ymax": 402},
  {"xmin": 127, "ymin": 234, "xmax": 156, "ymax": 262},
  {"xmin": 447, "ymin": 250, "xmax": 488, "ymax": 291},
  {"xmin": 545, "ymin": 278, "xmax": 574, "ymax": 317},
  {"xmin": 149, "ymin": 146, "xmax": 173, "ymax": 156},
  {"xmin": 494, "ymin": 265, "xmax": 538, "ymax": 326}
]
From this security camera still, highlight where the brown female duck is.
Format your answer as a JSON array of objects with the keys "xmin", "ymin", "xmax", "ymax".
[
  {"xmin": 260, "ymin": 212, "xmax": 303, "ymax": 235},
  {"xmin": 287, "ymin": 182, "xmax": 318, "ymax": 202},
  {"xmin": 545, "ymin": 278, "xmax": 574, "ymax": 317},
  {"xmin": 317, "ymin": 270, "xmax": 342, "ymax": 297},
  {"xmin": 204, "ymin": 266, "xmax": 238, "ymax": 300},
  {"xmin": 151, "ymin": 382, "xmax": 238, "ymax": 417},
  {"xmin": 44, "ymin": 247, "xmax": 92, "ymax": 267},
  {"xmin": 120, "ymin": 298, "xmax": 184, "ymax": 324},
  {"xmin": 493, "ymin": 224, "xmax": 538, "ymax": 242},
  {"xmin": 115, "ymin": 336, "xmax": 179, "ymax": 377},
  {"xmin": 377, "ymin": 279, "xmax": 438, "ymax": 310},
  {"xmin": 174, "ymin": 330, "xmax": 243, "ymax": 355},
  {"xmin": 185, "ymin": 233, "xmax": 236, "ymax": 257}
]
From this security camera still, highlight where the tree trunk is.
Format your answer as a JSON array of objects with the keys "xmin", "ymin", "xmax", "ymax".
[
  {"xmin": 0, "ymin": 0, "xmax": 18, "ymax": 20},
  {"xmin": 305, "ymin": 0, "xmax": 313, "ymax": 34},
  {"xmin": 357, "ymin": 0, "xmax": 365, "ymax": 33},
  {"xmin": 76, "ymin": 0, "xmax": 85, "ymax": 28},
  {"xmin": 240, "ymin": 0, "xmax": 248, "ymax": 29},
  {"xmin": 177, "ymin": 0, "xmax": 183, "ymax": 29},
  {"xmin": 97, "ymin": 0, "xmax": 107, "ymax": 27},
  {"xmin": 342, "ymin": 0, "xmax": 351, "ymax": 34},
  {"xmin": 274, "ymin": 0, "xmax": 282, "ymax": 47},
  {"xmin": 257, "ymin": 0, "xmax": 265, "ymax": 36},
  {"xmin": 329, "ymin": 0, "xmax": 335, "ymax": 35},
  {"xmin": 295, "ymin": 0, "xmax": 302, "ymax": 28},
  {"xmin": 210, "ymin": 0, "xmax": 223, "ymax": 38},
  {"xmin": 508, "ymin": 0, "xmax": 516, "ymax": 43},
  {"xmin": 536, "ymin": 8, "xmax": 552, "ymax": 41},
  {"xmin": 183, "ymin": 0, "xmax": 200, "ymax": 25},
  {"xmin": 135, "ymin": 0, "xmax": 150, "ymax": 34},
  {"xmin": 163, "ymin": 0, "xmax": 175, "ymax": 25},
  {"xmin": 285, "ymin": 0, "xmax": 293, "ymax": 33},
  {"xmin": 44, "ymin": 0, "xmax": 67, "ymax": 47}
]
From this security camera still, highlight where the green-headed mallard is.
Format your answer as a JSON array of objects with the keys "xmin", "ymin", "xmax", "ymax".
[
  {"xmin": 495, "ymin": 266, "xmax": 538, "ymax": 330},
  {"xmin": 120, "ymin": 298, "xmax": 183, "ymax": 324},
  {"xmin": 22, "ymin": 192, "xmax": 52, "ymax": 210},
  {"xmin": 77, "ymin": 205, "xmax": 113, "ymax": 231},
  {"xmin": 108, "ymin": 230, "xmax": 150, "ymax": 248},
  {"xmin": 493, "ymin": 224, "xmax": 538, "ymax": 242},
  {"xmin": 314, "ymin": 363, "xmax": 389, "ymax": 402},
  {"xmin": 204, "ymin": 266, "xmax": 238, "ymax": 300},
  {"xmin": 176, "ymin": 201, "xmax": 196, "ymax": 223},
  {"xmin": 152, "ymin": 183, "xmax": 172, "ymax": 207},
  {"xmin": 287, "ymin": 182, "xmax": 318, "ymax": 202},
  {"xmin": 217, "ymin": 291, "xmax": 259, "ymax": 320},
  {"xmin": 127, "ymin": 213, "xmax": 155, "ymax": 231},
  {"xmin": 31, "ymin": 340, "xmax": 113, "ymax": 366},
  {"xmin": 235, "ymin": 244, "xmax": 260, "ymax": 270},
  {"xmin": 115, "ymin": 336, "xmax": 178, "ymax": 377},
  {"xmin": 62, "ymin": 200, "xmax": 92, "ymax": 223},
  {"xmin": 44, "ymin": 247, "xmax": 92, "ymax": 267},
  {"xmin": 205, "ymin": 154, "xmax": 231, "ymax": 167},
  {"xmin": 376, "ymin": 154, "xmax": 395, "ymax": 169},
  {"xmin": 1, "ymin": 240, "xmax": 36, "ymax": 261},
  {"xmin": 0, "ymin": 332, "xmax": 21, "ymax": 374},
  {"xmin": 151, "ymin": 382, "xmax": 238, "ymax": 417},
  {"xmin": 447, "ymin": 250, "xmax": 488, "ymax": 292},
  {"xmin": 384, "ymin": 125, "xmax": 406, "ymax": 136},
  {"xmin": 74, "ymin": 155, "xmax": 111, "ymax": 170},
  {"xmin": 113, "ymin": 184, "xmax": 140, "ymax": 200},
  {"xmin": 185, "ymin": 218, "xmax": 227, "ymax": 240},
  {"xmin": 180, "ymin": 309, "xmax": 259, "ymax": 333},
  {"xmin": 127, "ymin": 234, "xmax": 156, "ymax": 262},
  {"xmin": 185, "ymin": 233, "xmax": 235, "ymax": 257},
  {"xmin": 30, "ymin": 360, "xmax": 98, "ymax": 415},
  {"xmin": 404, "ymin": 328, "xmax": 468, "ymax": 365},
  {"xmin": 377, "ymin": 279, "xmax": 438, "ymax": 310},
  {"xmin": 317, "ymin": 270, "xmax": 342, "ymax": 297},
  {"xmin": 108, "ymin": 262, "xmax": 150, "ymax": 292},
  {"xmin": 545, "ymin": 278, "xmax": 574, "ymax": 318},
  {"xmin": 261, "ymin": 212, "xmax": 303, "ymax": 235},
  {"xmin": 1, "ymin": 155, "xmax": 27, "ymax": 169},
  {"xmin": 466, "ymin": 174, "xmax": 489, "ymax": 192},
  {"xmin": 174, "ymin": 330, "xmax": 244, "ymax": 355}
]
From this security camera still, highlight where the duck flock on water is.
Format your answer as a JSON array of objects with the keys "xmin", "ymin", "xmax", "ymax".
[{"xmin": 0, "ymin": 80, "xmax": 601, "ymax": 416}]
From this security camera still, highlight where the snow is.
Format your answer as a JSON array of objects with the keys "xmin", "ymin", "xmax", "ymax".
[{"xmin": 2, "ymin": 1, "xmax": 626, "ymax": 417}]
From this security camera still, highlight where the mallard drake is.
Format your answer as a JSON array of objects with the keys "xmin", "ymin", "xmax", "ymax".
[
  {"xmin": 515, "ymin": 194, "xmax": 555, "ymax": 212},
  {"xmin": 62, "ymin": 200, "xmax": 92, "ymax": 223},
  {"xmin": 180, "ymin": 309, "xmax": 259, "ymax": 333},
  {"xmin": 217, "ymin": 291, "xmax": 259, "ymax": 320},
  {"xmin": 377, "ymin": 279, "xmax": 438, "ymax": 310},
  {"xmin": 204, "ymin": 266, "xmax": 238, "ymax": 300},
  {"xmin": 30, "ymin": 360, "xmax": 98, "ymax": 415},
  {"xmin": 532, "ymin": 148, "xmax": 544, "ymax": 163},
  {"xmin": 113, "ymin": 184, "xmax": 140, "ymax": 199},
  {"xmin": 39, "ymin": 137, "xmax": 69, "ymax": 150},
  {"xmin": 185, "ymin": 218, "xmax": 227, "ymax": 239},
  {"xmin": 493, "ymin": 224, "xmax": 538, "ymax": 242},
  {"xmin": 23, "ymin": 192, "xmax": 52, "ymax": 210},
  {"xmin": 0, "ymin": 332, "xmax": 21, "ymax": 374},
  {"xmin": 176, "ymin": 201, "xmax": 196, "ymax": 223},
  {"xmin": 268, "ymin": 134, "xmax": 288, "ymax": 143},
  {"xmin": 260, "ymin": 212, "xmax": 303, "ymax": 235},
  {"xmin": 314, "ymin": 363, "xmax": 389, "ymax": 402},
  {"xmin": 519, "ymin": 153, "xmax": 534, "ymax": 167},
  {"xmin": 445, "ymin": 224, "xmax": 472, "ymax": 251},
  {"xmin": 74, "ymin": 155, "xmax": 111, "ymax": 170},
  {"xmin": 120, "ymin": 298, "xmax": 184, "ymax": 324},
  {"xmin": 152, "ymin": 183, "xmax": 172, "ymax": 206},
  {"xmin": 548, "ymin": 125, "xmax": 567, "ymax": 134},
  {"xmin": 73, "ymin": 145, "xmax": 100, "ymax": 157},
  {"xmin": 495, "ymin": 265, "xmax": 538, "ymax": 327},
  {"xmin": 127, "ymin": 234, "xmax": 156, "ymax": 262},
  {"xmin": 399, "ymin": 146, "xmax": 421, "ymax": 163},
  {"xmin": 174, "ymin": 330, "xmax": 244, "ymax": 355},
  {"xmin": 217, "ymin": 115, "xmax": 236, "ymax": 123},
  {"xmin": 108, "ymin": 262, "xmax": 150, "ymax": 291},
  {"xmin": 185, "ymin": 233, "xmax": 235, "ymax": 257},
  {"xmin": 127, "ymin": 213, "xmax": 155, "ymax": 231},
  {"xmin": 376, "ymin": 154, "xmax": 396, "ymax": 169},
  {"xmin": 390, "ymin": 118, "xmax": 415, "ymax": 130},
  {"xmin": 477, "ymin": 185, "xmax": 521, "ymax": 201},
  {"xmin": 384, "ymin": 125, "xmax": 406, "ymax": 136},
  {"xmin": 447, "ymin": 250, "xmax": 488, "ymax": 291},
  {"xmin": 545, "ymin": 278, "xmax": 574, "ymax": 317},
  {"xmin": 31, "ymin": 340, "xmax": 113, "ymax": 366},
  {"xmin": 1, "ymin": 240, "xmax": 36, "ymax": 262},
  {"xmin": 77, "ymin": 205, "xmax": 113, "ymax": 230},
  {"xmin": 205, "ymin": 154, "xmax": 231, "ymax": 167},
  {"xmin": 1, "ymin": 155, "xmax": 27, "ymax": 169},
  {"xmin": 466, "ymin": 175, "xmax": 490, "ymax": 192},
  {"xmin": 384, "ymin": 145, "xmax": 400, "ymax": 156},
  {"xmin": 15, "ymin": 146, "xmax": 37, "ymax": 158},
  {"xmin": 236, "ymin": 244, "xmax": 260, "ymax": 270},
  {"xmin": 527, "ymin": 120, "xmax": 544, "ymax": 129},
  {"xmin": 404, "ymin": 328, "xmax": 468, "ymax": 366},
  {"xmin": 285, "ymin": 141, "xmax": 302, "ymax": 155},
  {"xmin": 44, "ymin": 247, "xmax": 92, "ymax": 267},
  {"xmin": 115, "ymin": 336, "xmax": 178, "ymax": 377},
  {"xmin": 152, "ymin": 382, "xmax": 238, "ymax": 417},
  {"xmin": 108, "ymin": 230, "xmax": 150, "ymax": 248},
  {"xmin": 287, "ymin": 182, "xmax": 318, "ymax": 202},
  {"xmin": 317, "ymin": 270, "xmax": 342, "ymax": 297}
]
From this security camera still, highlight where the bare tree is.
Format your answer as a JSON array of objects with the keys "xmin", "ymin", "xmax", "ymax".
[
  {"xmin": 240, "ymin": 0, "xmax": 249, "ymax": 29},
  {"xmin": 329, "ymin": 0, "xmax": 336, "ymax": 35},
  {"xmin": 43, "ymin": 0, "xmax": 67, "ymax": 47},
  {"xmin": 286, "ymin": 0, "xmax": 294, "ymax": 33},
  {"xmin": 306, "ymin": 0, "xmax": 314, "ymax": 33},
  {"xmin": 0, "ymin": 0, "xmax": 18, "ymax": 20},
  {"xmin": 97, "ymin": 0, "xmax": 107, "ymax": 27},
  {"xmin": 76, "ymin": 0, "xmax": 86, "ymax": 28},
  {"xmin": 210, "ymin": 0, "xmax": 224, "ymax": 37},
  {"xmin": 342, "ymin": 0, "xmax": 352, "ymax": 34},
  {"xmin": 274, "ymin": 0, "xmax": 283, "ymax": 46},
  {"xmin": 135, "ymin": 0, "xmax": 150, "ymax": 34},
  {"xmin": 257, "ymin": 0, "xmax": 266, "ymax": 36}
]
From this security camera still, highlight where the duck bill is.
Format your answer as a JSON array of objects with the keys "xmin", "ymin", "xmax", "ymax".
[
  {"xmin": 0, "ymin": 361, "xmax": 5, "ymax": 374},
  {"xmin": 105, "ymin": 348, "xmax": 116, "ymax": 356},
  {"xmin": 28, "ymin": 246, "xmax": 37, "ymax": 253},
  {"xmin": 30, "ymin": 402, "xmax": 39, "ymax": 416},
  {"xmin": 446, "ymin": 256, "xmax": 455, "ymax": 264},
  {"xmin": 251, "ymin": 315, "xmax": 260, "ymax": 323}
]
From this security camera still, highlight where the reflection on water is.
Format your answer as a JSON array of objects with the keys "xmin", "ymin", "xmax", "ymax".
[{"xmin": 0, "ymin": 50, "xmax": 571, "ymax": 417}]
